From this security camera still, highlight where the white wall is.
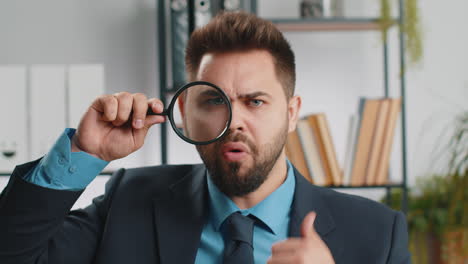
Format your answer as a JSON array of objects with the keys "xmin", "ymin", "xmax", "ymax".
[
  {"xmin": 0, "ymin": 0, "xmax": 161, "ymax": 208},
  {"xmin": 405, "ymin": 1, "xmax": 468, "ymax": 180},
  {"xmin": 1, "ymin": 0, "xmax": 467, "ymax": 207}
]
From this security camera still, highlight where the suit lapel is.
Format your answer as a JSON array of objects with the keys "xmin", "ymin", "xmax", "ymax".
[
  {"xmin": 152, "ymin": 165, "xmax": 208, "ymax": 264},
  {"xmin": 151, "ymin": 164, "xmax": 344, "ymax": 263},
  {"xmin": 289, "ymin": 167, "xmax": 344, "ymax": 262}
]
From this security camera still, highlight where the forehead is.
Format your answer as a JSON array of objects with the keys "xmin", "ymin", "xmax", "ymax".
[{"xmin": 196, "ymin": 50, "xmax": 283, "ymax": 98}]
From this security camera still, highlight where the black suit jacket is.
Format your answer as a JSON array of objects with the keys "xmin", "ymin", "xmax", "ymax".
[{"xmin": 0, "ymin": 160, "xmax": 411, "ymax": 264}]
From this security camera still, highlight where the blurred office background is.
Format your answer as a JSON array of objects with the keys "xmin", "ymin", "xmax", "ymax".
[{"xmin": 0, "ymin": 1, "xmax": 466, "ymax": 262}]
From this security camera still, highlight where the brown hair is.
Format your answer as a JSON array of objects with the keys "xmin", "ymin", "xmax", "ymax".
[{"xmin": 185, "ymin": 11, "xmax": 296, "ymax": 99}]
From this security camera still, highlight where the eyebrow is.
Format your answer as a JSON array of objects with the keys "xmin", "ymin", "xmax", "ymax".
[
  {"xmin": 197, "ymin": 89, "xmax": 222, "ymax": 97},
  {"xmin": 238, "ymin": 91, "xmax": 272, "ymax": 99}
]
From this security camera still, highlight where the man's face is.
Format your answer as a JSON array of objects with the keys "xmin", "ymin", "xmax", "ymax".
[{"xmin": 186, "ymin": 50, "xmax": 297, "ymax": 197}]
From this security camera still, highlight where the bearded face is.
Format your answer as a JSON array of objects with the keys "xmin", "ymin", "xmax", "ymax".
[
  {"xmin": 196, "ymin": 114, "xmax": 289, "ymax": 197},
  {"xmin": 187, "ymin": 50, "xmax": 297, "ymax": 198}
]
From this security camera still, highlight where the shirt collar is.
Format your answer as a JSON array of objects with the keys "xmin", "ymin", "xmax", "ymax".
[{"xmin": 206, "ymin": 160, "xmax": 296, "ymax": 235}]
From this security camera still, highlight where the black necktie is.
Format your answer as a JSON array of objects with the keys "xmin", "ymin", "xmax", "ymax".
[{"xmin": 222, "ymin": 212, "xmax": 255, "ymax": 264}]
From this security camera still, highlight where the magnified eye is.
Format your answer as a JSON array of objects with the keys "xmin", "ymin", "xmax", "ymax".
[
  {"xmin": 172, "ymin": 82, "xmax": 231, "ymax": 145},
  {"xmin": 207, "ymin": 97, "xmax": 225, "ymax": 105}
]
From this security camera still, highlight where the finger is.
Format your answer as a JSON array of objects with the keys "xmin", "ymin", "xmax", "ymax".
[
  {"xmin": 148, "ymin": 98, "xmax": 165, "ymax": 114},
  {"xmin": 267, "ymin": 254, "xmax": 300, "ymax": 264},
  {"xmin": 132, "ymin": 124, "xmax": 149, "ymax": 151},
  {"xmin": 301, "ymin": 211, "xmax": 318, "ymax": 239},
  {"xmin": 131, "ymin": 93, "xmax": 148, "ymax": 129},
  {"xmin": 145, "ymin": 98, "xmax": 166, "ymax": 127},
  {"xmin": 113, "ymin": 92, "xmax": 133, "ymax": 126},
  {"xmin": 271, "ymin": 238, "xmax": 303, "ymax": 255},
  {"xmin": 131, "ymin": 97, "xmax": 166, "ymax": 148},
  {"xmin": 145, "ymin": 115, "xmax": 166, "ymax": 127},
  {"xmin": 92, "ymin": 95, "xmax": 118, "ymax": 122}
]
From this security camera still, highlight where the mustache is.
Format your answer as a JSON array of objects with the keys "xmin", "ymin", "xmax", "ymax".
[{"xmin": 216, "ymin": 130, "xmax": 257, "ymax": 153}]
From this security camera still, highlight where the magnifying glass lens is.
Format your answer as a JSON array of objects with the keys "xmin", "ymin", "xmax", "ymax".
[{"xmin": 172, "ymin": 84, "xmax": 230, "ymax": 144}]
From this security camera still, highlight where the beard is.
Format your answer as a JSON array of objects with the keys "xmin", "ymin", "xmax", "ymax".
[{"xmin": 196, "ymin": 119, "xmax": 289, "ymax": 197}]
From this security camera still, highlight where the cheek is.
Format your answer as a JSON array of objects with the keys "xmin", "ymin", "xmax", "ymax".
[{"xmin": 247, "ymin": 108, "xmax": 287, "ymax": 144}]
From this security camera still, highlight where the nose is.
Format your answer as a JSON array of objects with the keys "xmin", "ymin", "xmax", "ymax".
[{"xmin": 228, "ymin": 102, "xmax": 246, "ymax": 133}]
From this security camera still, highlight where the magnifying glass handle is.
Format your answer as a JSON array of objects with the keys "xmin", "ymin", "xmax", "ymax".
[{"xmin": 146, "ymin": 108, "xmax": 168, "ymax": 116}]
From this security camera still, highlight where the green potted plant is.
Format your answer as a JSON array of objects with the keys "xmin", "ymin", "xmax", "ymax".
[
  {"xmin": 383, "ymin": 111, "xmax": 467, "ymax": 264},
  {"xmin": 441, "ymin": 112, "xmax": 468, "ymax": 263},
  {"xmin": 385, "ymin": 176, "xmax": 450, "ymax": 264}
]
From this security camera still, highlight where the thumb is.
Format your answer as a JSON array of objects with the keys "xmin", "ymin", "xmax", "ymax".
[{"xmin": 301, "ymin": 211, "xmax": 319, "ymax": 238}]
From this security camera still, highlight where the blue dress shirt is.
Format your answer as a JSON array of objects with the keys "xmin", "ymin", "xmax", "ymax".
[
  {"xmin": 23, "ymin": 128, "xmax": 108, "ymax": 190},
  {"xmin": 24, "ymin": 129, "xmax": 296, "ymax": 263},
  {"xmin": 195, "ymin": 161, "xmax": 296, "ymax": 264}
]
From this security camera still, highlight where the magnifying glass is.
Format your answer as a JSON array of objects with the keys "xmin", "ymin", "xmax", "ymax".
[{"xmin": 147, "ymin": 81, "xmax": 232, "ymax": 145}]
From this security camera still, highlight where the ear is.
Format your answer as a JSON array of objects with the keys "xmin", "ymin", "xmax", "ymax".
[
  {"xmin": 287, "ymin": 95, "xmax": 301, "ymax": 133},
  {"xmin": 177, "ymin": 93, "xmax": 185, "ymax": 118}
]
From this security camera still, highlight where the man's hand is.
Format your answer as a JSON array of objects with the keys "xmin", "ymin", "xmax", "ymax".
[
  {"xmin": 267, "ymin": 212, "xmax": 335, "ymax": 264},
  {"xmin": 71, "ymin": 92, "xmax": 166, "ymax": 161}
]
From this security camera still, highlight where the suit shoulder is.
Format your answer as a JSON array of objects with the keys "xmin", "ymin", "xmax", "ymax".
[
  {"xmin": 309, "ymin": 186, "xmax": 409, "ymax": 261},
  {"xmin": 315, "ymin": 186, "xmax": 399, "ymax": 221},
  {"xmin": 109, "ymin": 163, "xmax": 205, "ymax": 192}
]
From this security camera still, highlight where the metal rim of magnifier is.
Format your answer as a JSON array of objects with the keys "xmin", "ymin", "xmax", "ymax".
[{"xmin": 166, "ymin": 81, "xmax": 232, "ymax": 145}]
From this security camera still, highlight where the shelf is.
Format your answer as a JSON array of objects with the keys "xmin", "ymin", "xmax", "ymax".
[
  {"xmin": 330, "ymin": 183, "xmax": 404, "ymax": 189},
  {"xmin": 0, "ymin": 171, "xmax": 403, "ymax": 189},
  {"xmin": 0, "ymin": 170, "xmax": 405, "ymax": 189},
  {"xmin": 0, "ymin": 171, "xmax": 115, "ymax": 177},
  {"xmin": 268, "ymin": 17, "xmax": 396, "ymax": 32}
]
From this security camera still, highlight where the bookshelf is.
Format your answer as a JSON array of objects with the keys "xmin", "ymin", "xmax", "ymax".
[
  {"xmin": 269, "ymin": 18, "xmax": 397, "ymax": 32},
  {"xmin": 157, "ymin": 0, "xmax": 409, "ymax": 213}
]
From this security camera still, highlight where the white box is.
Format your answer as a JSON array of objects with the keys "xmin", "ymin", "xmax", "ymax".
[
  {"xmin": 68, "ymin": 64, "xmax": 105, "ymax": 128},
  {"xmin": 30, "ymin": 65, "xmax": 66, "ymax": 160},
  {"xmin": 0, "ymin": 66, "xmax": 28, "ymax": 172}
]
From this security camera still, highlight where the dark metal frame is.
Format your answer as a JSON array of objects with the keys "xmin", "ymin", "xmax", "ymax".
[
  {"xmin": 158, "ymin": 0, "xmax": 169, "ymax": 164},
  {"xmin": 398, "ymin": 0, "xmax": 409, "ymax": 213}
]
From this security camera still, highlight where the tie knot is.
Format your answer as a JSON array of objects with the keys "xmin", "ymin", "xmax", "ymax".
[{"xmin": 224, "ymin": 212, "xmax": 255, "ymax": 246}]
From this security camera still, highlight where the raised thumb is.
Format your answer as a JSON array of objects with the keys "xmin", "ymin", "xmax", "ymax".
[{"xmin": 301, "ymin": 211, "xmax": 318, "ymax": 238}]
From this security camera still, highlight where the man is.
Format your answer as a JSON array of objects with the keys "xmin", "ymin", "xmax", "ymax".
[{"xmin": 0, "ymin": 12, "xmax": 411, "ymax": 264}]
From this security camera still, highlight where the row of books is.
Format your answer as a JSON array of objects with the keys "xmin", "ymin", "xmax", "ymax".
[{"xmin": 286, "ymin": 97, "xmax": 401, "ymax": 186}]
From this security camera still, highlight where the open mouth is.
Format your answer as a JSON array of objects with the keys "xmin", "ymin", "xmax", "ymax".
[{"xmin": 221, "ymin": 142, "xmax": 249, "ymax": 161}]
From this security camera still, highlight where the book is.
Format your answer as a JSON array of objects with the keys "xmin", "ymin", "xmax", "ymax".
[
  {"xmin": 365, "ymin": 99, "xmax": 390, "ymax": 185},
  {"xmin": 316, "ymin": 113, "xmax": 342, "ymax": 185},
  {"xmin": 285, "ymin": 130, "xmax": 313, "ymax": 183},
  {"xmin": 350, "ymin": 98, "xmax": 381, "ymax": 186},
  {"xmin": 296, "ymin": 119, "xmax": 327, "ymax": 186},
  {"xmin": 307, "ymin": 114, "xmax": 333, "ymax": 185},
  {"xmin": 343, "ymin": 114, "xmax": 359, "ymax": 186},
  {"xmin": 375, "ymin": 98, "xmax": 402, "ymax": 185}
]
